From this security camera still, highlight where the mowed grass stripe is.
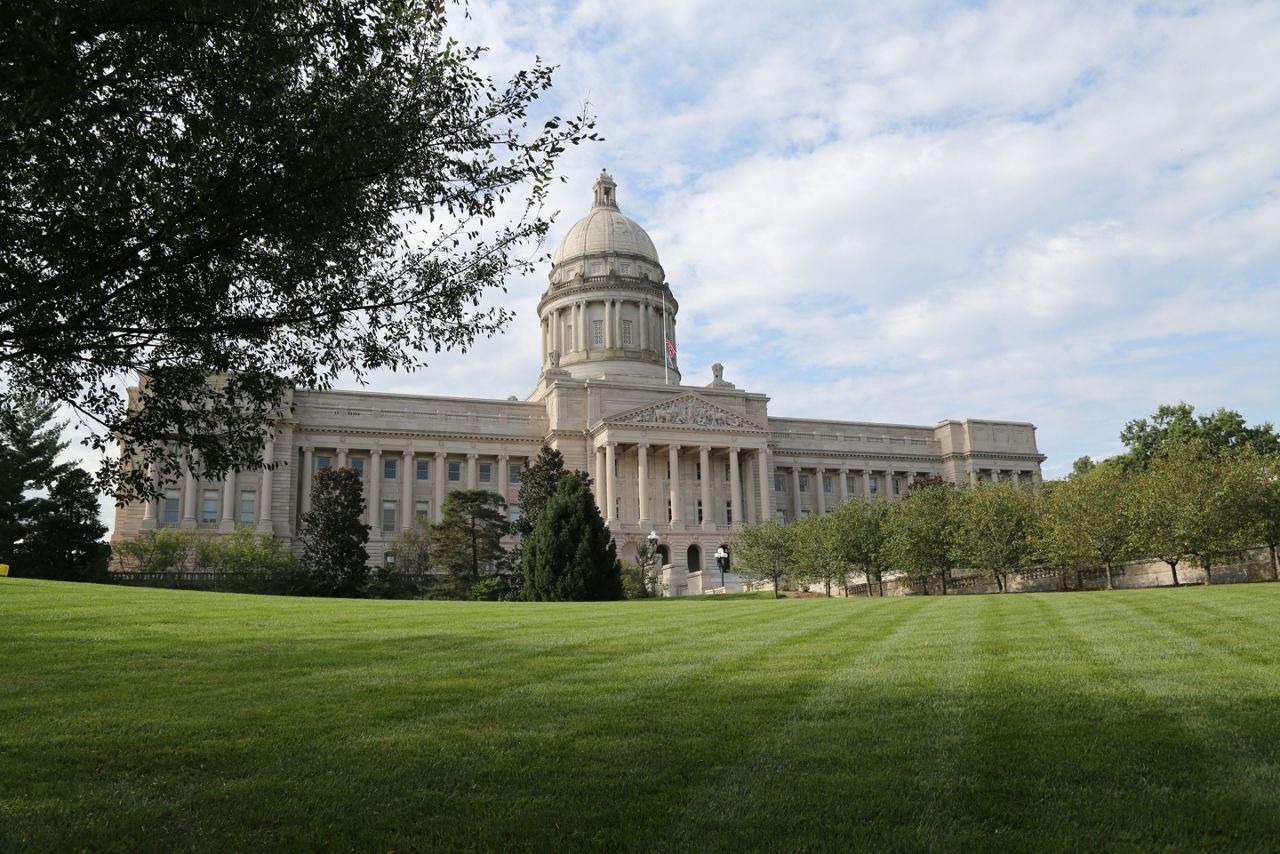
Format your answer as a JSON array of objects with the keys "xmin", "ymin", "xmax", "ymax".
[{"xmin": 3, "ymin": 581, "xmax": 1280, "ymax": 851}]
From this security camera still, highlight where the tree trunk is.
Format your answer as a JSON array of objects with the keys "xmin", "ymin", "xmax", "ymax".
[
  {"xmin": 940, "ymin": 570, "xmax": 947, "ymax": 595},
  {"xmin": 824, "ymin": 580, "xmax": 831, "ymax": 597},
  {"xmin": 877, "ymin": 576, "xmax": 885, "ymax": 597},
  {"xmin": 1204, "ymin": 560, "xmax": 1212, "ymax": 585},
  {"xmin": 1104, "ymin": 561, "xmax": 1113, "ymax": 590},
  {"xmin": 1075, "ymin": 568, "xmax": 1082, "ymax": 590},
  {"xmin": 1271, "ymin": 544, "xmax": 1278, "ymax": 582},
  {"xmin": 1169, "ymin": 560, "xmax": 1180, "ymax": 587},
  {"xmin": 773, "ymin": 578, "xmax": 779, "ymax": 599}
]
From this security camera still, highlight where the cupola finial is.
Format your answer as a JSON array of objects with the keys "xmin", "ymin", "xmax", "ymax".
[{"xmin": 593, "ymin": 169, "xmax": 617, "ymax": 209}]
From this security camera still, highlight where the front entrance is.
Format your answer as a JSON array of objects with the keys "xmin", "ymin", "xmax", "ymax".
[
  {"xmin": 656, "ymin": 544, "xmax": 670, "ymax": 566},
  {"xmin": 687, "ymin": 544, "xmax": 702, "ymax": 573}
]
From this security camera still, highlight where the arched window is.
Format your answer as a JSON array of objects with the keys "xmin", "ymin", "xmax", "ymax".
[{"xmin": 687, "ymin": 544, "xmax": 702, "ymax": 573}]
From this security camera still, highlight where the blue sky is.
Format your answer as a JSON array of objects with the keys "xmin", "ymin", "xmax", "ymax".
[
  {"xmin": 363, "ymin": 0, "xmax": 1279, "ymax": 478},
  {"xmin": 81, "ymin": 1, "xmax": 1280, "ymax": 530}
]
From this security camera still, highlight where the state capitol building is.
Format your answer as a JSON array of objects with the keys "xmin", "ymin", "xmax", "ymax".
[{"xmin": 114, "ymin": 171, "xmax": 1046, "ymax": 595}]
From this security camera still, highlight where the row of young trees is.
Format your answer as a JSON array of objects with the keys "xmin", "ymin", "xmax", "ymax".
[{"xmin": 733, "ymin": 404, "xmax": 1280, "ymax": 596}]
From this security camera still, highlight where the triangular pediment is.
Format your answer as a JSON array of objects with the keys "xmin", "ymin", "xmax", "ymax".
[{"xmin": 604, "ymin": 393, "xmax": 766, "ymax": 431}]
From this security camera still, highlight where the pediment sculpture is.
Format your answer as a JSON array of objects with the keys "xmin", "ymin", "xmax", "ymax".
[{"xmin": 610, "ymin": 395, "xmax": 759, "ymax": 429}]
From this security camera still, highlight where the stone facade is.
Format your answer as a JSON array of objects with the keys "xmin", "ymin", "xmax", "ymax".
[{"xmin": 113, "ymin": 171, "xmax": 1045, "ymax": 595}]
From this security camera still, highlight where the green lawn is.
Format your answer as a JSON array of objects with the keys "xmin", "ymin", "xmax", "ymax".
[{"xmin": 2, "ymin": 580, "xmax": 1278, "ymax": 851}]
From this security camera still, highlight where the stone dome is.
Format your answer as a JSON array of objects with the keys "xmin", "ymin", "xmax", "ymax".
[{"xmin": 551, "ymin": 171, "xmax": 661, "ymax": 268}]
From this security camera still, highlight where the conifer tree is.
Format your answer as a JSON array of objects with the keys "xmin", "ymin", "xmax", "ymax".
[
  {"xmin": 431, "ymin": 489, "xmax": 509, "ymax": 587},
  {"xmin": 16, "ymin": 468, "xmax": 110, "ymax": 581},
  {"xmin": 0, "ymin": 394, "xmax": 71, "ymax": 562},
  {"xmin": 300, "ymin": 467, "xmax": 369, "ymax": 596},
  {"xmin": 523, "ymin": 476, "xmax": 622, "ymax": 601}
]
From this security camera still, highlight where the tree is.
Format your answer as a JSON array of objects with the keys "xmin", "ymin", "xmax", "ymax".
[
  {"xmin": 0, "ymin": 394, "xmax": 71, "ymax": 563},
  {"xmin": 1118, "ymin": 403, "xmax": 1279, "ymax": 473},
  {"xmin": 950, "ymin": 482, "xmax": 1038, "ymax": 593},
  {"xmin": 1035, "ymin": 462, "xmax": 1133, "ymax": 590},
  {"xmin": 1240, "ymin": 451, "xmax": 1280, "ymax": 581},
  {"xmin": 388, "ymin": 518, "xmax": 435, "ymax": 576},
  {"xmin": 789, "ymin": 513, "xmax": 844, "ymax": 596},
  {"xmin": 1128, "ymin": 441, "xmax": 1250, "ymax": 586},
  {"xmin": 732, "ymin": 520, "xmax": 793, "ymax": 598},
  {"xmin": 827, "ymin": 498, "xmax": 892, "ymax": 596},
  {"xmin": 431, "ymin": 489, "xmax": 509, "ymax": 588},
  {"xmin": 300, "ymin": 467, "xmax": 369, "ymax": 596},
  {"xmin": 14, "ymin": 468, "xmax": 111, "ymax": 581},
  {"xmin": 3, "ymin": 2, "xmax": 598, "ymax": 500},
  {"xmin": 523, "ymin": 477, "xmax": 621, "ymax": 601},
  {"xmin": 514, "ymin": 447, "xmax": 592, "ymax": 538},
  {"xmin": 883, "ymin": 483, "xmax": 960, "ymax": 595}
]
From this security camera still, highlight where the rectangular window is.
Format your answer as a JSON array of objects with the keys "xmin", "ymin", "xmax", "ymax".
[
  {"xmin": 620, "ymin": 262, "xmax": 631, "ymax": 275},
  {"xmin": 589, "ymin": 261, "xmax": 603, "ymax": 275},
  {"xmin": 448, "ymin": 461, "xmax": 461, "ymax": 482},
  {"xmin": 162, "ymin": 491, "xmax": 180, "ymax": 527},
  {"xmin": 870, "ymin": 478, "xmax": 878, "ymax": 494},
  {"xmin": 823, "ymin": 475, "xmax": 833, "ymax": 493},
  {"xmin": 801, "ymin": 508, "xmax": 811, "ymax": 518},
  {"xmin": 238, "ymin": 490, "xmax": 256, "ymax": 525},
  {"xmin": 893, "ymin": 477, "xmax": 901, "ymax": 496},
  {"xmin": 695, "ymin": 462, "xmax": 702, "ymax": 481},
  {"xmin": 666, "ymin": 498, "xmax": 673, "ymax": 522},
  {"xmin": 775, "ymin": 510, "xmax": 787, "ymax": 524},
  {"xmin": 317, "ymin": 455, "xmax": 331, "ymax": 470},
  {"xmin": 508, "ymin": 507, "xmax": 522, "ymax": 525},
  {"xmin": 724, "ymin": 463, "xmax": 731, "ymax": 481},
  {"xmin": 415, "ymin": 500, "xmax": 430, "ymax": 521},
  {"xmin": 615, "ymin": 497, "xmax": 621, "ymax": 519},
  {"xmin": 847, "ymin": 475, "xmax": 856, "ymax": 495},
  {"xmin": 478, "ymin": 463, "xmax": 492, "ymax": 484},
  {"xmin": 696, "ymin": 500, "xmax": 703, "ymax": 524},
  {"xmin": 416, "ymin": 460, "xmax": 429, "ymax": 480},
  {"xmin": 382, "ymin": 500, "xmax": 396, "ymax": 533},
  {"xmin": 725, "ymin": 501, "xmax": 733, "ymax": 525},
  {"xmin": 351, "ymin": 457, "xmax": 365, "ymax": 479},
  {"xmin": 774, "ymin": 473, "xmax": 785, "ymax": 492},
  {"xmin": 592, "ymin": 319, "xmax": 604, "ymax": 347},
  {"xmin": 384, "ymin": 458, "xmax": 397, "ymax": 481},
  {"xmin": 200, "ymin": 489, "xmax": 219, "ymax": 525},
  {"xmin": 799, "ymin": 474, "xmax": 809, "ymax": 493},
  {"xmin": 509, "ymin": 463, "xmax": 522, "ymax": 484},
  {"xmin": 621, "ymin": 320, "xmax": 633, "ymax": 346}
]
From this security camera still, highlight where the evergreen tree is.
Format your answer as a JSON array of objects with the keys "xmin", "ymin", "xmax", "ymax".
[
  {"xmin": 14, "ymin": 468, "xmax": 110, "ymax": 581},
  {"xmin": 300, "ymin": 467, "xmax": 369, "ymax": 596},
  {"xmin": 523, "ymin": 477, "xmax": 622, "ymax": 601},
  {"xmin": 432, "ymin": 490, "xmax": 509, "ymax": 587},
  {"xmin": 0, "ymin": 394, "xmax": 71, "ymax": 563},
  {"xmin": 514, "ymin": 447, "xmax": 592, "ymax": 538}
]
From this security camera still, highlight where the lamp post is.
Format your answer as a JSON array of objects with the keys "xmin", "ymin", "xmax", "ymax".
[
  {"xmin": 715, "ymin": 546, "xmax": 729, "ymax": 591},
  {"xmin": 646, "ymin": 530, "xmax": 660, "ymax": 596}
]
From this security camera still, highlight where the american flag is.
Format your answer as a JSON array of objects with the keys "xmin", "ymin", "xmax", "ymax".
[{"xmin": 664, "ymin": 337, "xmax": 677, "ymax": 369}]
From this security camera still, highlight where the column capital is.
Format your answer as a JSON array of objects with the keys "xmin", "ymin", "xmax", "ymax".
[
  {"xmin": 467, "ymin": 452, "xmax": 479, "ymax": 460},
  {"xmin": 636, "ymin": 443, "xmax": 650, "ymax": 451},
  {"xmin": 402, "ymin": 448, "xmax": 414, "ymax": 458},
  {"xmin": 435, "ymin": 450, "xmax": 446, "ymax": 459}
]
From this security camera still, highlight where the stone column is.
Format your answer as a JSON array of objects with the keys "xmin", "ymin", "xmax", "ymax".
[
  {"xmin": 301, "ymin": 447, "xmax": 315, "ymax": 516},
  {"xmin": 669, "ymin": 445, "xmax": 684, "ymax": 530},
  {"xmin": 595, "ymin": 445, "xmax": 607, "ymax": 515},
  {"xmin": 604, "ymin": 301, "xmax": 614, "ymax": 349},
  {"xmin": 636, "ymin": 444, "xmax": 651, "ymax": 528},
  {"xmin": 815, "ymin": 467, "xmax": 826, "ymax": 515},
  {"xmin": 757, "ymin": 450, "xmax": 770, "ymax": 523},
  {"xmin": 612, "ymin": 299, "xmax": 622, "ymax": 348},
  {"xmin": 434, "ymin": 451, "xmax": 446, "ymax": 521},
  {"xmin": 605, "ymin": 442, "xmax": 617, "ymax": 525},
  {"xmin": 839, "ymin": 468, "xmax": 849, "ymax": 504},
  {"xmin": 497, "ymin": 454, "xmax": 510, "ymax": 501},
  {"xmin": 540, "ymin": 318, "xmax": 548, "ymax": 365},
  {"xmin": 141, "ymin": 463, "xmax": 159, "ymax": 525},
  {"xmin": 1032, "ymin": 470, "xmax": 1043, "ymax": 488},
  {"xmin": 728, "ymin": 447, "xmax": 742, "ymax": 529},
  {"xmin": 968, "ymin": 468, "xmax": 978, "ymax": 487},
  {"xmin": 699, "ymin": 446, "xmax": 713, "ymax": 531},
  {"xmin": 367, "ymin": 448, "xmax": 382, "ymax": 531},
  {"xmin": 401, "ymin": 450, "xmax": 414, "ymax": 531},
  {"xmin": 220, "ymin": 469, "xmax": 236, "ymax": 531},
  {"xmin": 640, "ymin": 304, "xmax": 650, "ymax": 351},
  {"xmin": 181, "ymin": 459, "xmax": 197, "ymax": 529},
  {"xmin": 257, "ymin": 439, "xmax": 275, "ymax": 533},
  {"xmin": 463, "ymin": 453, "xmax": 476, "ymax": 489},
  {"xmin": 790, "ymin": 467, "xmax": 802, "ymax": 519},
  {"xmin": 337, "ymin": 447, "xmax": 348, "ymax": 467},
  {"xmin": 862, "ymin": 470, "xmax": 872, "ymax": 501}
]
